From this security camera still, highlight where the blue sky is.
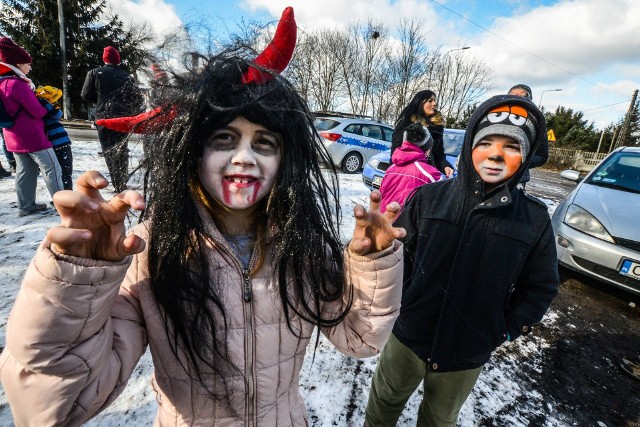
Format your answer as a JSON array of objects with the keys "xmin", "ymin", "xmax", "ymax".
[{"xmin": 109, "ymin": 0, "xmax": 640, "ymax": 130}]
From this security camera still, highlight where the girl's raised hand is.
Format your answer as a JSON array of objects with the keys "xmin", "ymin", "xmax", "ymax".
[
  {"xmin": 46, "ymin": 171, "xmax": 146, "ymax": 261},
  {"xmin": 349, "ymin": 190, "xmax": 406, "ymax": 256}
]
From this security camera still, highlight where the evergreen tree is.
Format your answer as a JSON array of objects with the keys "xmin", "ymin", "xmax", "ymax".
[
  {"xmin": 546, "ymin": 106, "xmax": 599, "ymax": 150},
  {"xmin": 0, "ymin": 0, "xmax": 153, "ymax": 117}
]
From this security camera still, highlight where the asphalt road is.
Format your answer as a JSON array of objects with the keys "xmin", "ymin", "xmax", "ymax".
[{"xmin": 65, "ymin": 126, "xmax": 100, "ymax": 141}]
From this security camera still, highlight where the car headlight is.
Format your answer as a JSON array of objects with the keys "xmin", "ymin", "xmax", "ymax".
[
  {"xmin": 368, "ymin": 158, "xmax": 380, "ymax": 169},
  {"xmin": 563, "ymin": 204, "xmax": 614, "ymax": 242}
]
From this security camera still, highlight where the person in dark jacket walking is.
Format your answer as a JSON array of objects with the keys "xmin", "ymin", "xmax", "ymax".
[
  {"xmin": 365, "ymin": 95, "xmax": 559, "ymax": 426},
  {"xmin": 81, "ymin": 46, "xmax": 143, "ymax": 192},
  {"xmin": 391, "ymin": 90, "xmax": 454, "ymax": 178},
  {"xmin": 508, "ymin": 84, "xmax": 549, "ymax": 187}
]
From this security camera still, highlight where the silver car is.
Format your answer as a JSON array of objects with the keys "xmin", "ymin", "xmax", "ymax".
[
  {"xmin": 314, "ymin": 115, "xmax": 394, "ymax": 173},
  {"xmin": 551, "ymin": 146, "xmax": 640, "ymax": 296}
]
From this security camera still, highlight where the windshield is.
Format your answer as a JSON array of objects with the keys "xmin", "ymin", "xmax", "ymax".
[
  {"xmin": 443, "ymin": 131, "xmax": 465, "ymax": 156},
  {"xmin": 588, "ymin": 151, "xmax": 640, "ymax": 193}
]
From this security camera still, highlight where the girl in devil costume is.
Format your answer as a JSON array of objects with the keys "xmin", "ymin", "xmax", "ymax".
[{"xmin": 0, "ymin": 8, "xmax": 406, "ymax": 426}]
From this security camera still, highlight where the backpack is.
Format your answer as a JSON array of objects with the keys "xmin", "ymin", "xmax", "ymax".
[
  {"xmin": 0, "ymin": 99, "xmax": 14, "ymax": 128},
  {"xmin": 0, "ymin": 76, "xmax": 16, "ymax": 128}
]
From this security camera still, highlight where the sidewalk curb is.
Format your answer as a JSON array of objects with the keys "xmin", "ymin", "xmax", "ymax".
[{"xmin": 61, "ymin": 121, "xmax": 95, "ymax": 130}]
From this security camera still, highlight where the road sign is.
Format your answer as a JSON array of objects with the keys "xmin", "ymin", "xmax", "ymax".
[{"xmin": 547, "ymin": 129, "xmax": 556, "ymax": 142}]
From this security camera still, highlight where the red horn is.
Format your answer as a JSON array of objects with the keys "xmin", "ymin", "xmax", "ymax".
[
  {"xmin": 241, "ymin": 7, "xmax": 297, "ymax": 84},
  {"xmin": 95, "ymin": 105, "xmax": 177, "ymax": 134}
]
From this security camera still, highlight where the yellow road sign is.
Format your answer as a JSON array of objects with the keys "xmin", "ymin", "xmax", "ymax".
[{"xmin": 547, "ymin": 129, "xmax": 556, "ymax": 142}]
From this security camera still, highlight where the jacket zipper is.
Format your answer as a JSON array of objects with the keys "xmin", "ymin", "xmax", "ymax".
[
  {"xmin": 205, "ymin": 235, "xmax": 257, "ymax": 426},
  {"xmin": 242, "ymin": 267, "xmax": 255, "ymax": 427},
  {"xmin": 243, "ymin": 246, "xmax": 258, "ymax": 427}
]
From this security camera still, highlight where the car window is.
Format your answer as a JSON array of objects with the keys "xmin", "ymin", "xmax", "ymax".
[
  {"xmin": 443, "ymin": 131, "xmax": 465, "ymax": 156},
  {"xmin": 344, "ymin": 124, "xmax": 362, "ymax": 135},
  {"xmin": 314, "ymin": 118, "xmax": 340, "ymax": 131},
  {"xmin": 361, "ymin": 124, "xmax": 383, "ymax": 140},
  {"xmin": 382, "ymin": 127, "xmax": 394, "ymax": 142},
  {"xmin": 588, "ymin": 152, "xmax": 640, "ymax": 192}
]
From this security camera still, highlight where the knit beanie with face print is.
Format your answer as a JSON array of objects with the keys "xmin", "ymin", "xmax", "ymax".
[{"xmin": 472, "ymin": 104, "xmax": 538, "ymax": 160}]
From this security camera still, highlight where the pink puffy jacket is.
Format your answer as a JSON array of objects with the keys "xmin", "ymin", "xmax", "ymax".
[
  {"xmin": 0, "ymin": 208, "xmax": 403, "ymax": 426},
  {"xmin": 0, "ymin": 74, "xmax": 51, "ymax": 153},
  {"xmin": 379, "ymin": 141, "xmax": 442, "ymax": 212}
]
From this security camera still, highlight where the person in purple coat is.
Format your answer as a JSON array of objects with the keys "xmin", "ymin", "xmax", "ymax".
[
  {"xmin": 0, "ymin": 37, "xmax": 63, "ymax": 216},
  {"xmin": 379, "ymin": 123, "xmax": 442, "ymax": 213}
]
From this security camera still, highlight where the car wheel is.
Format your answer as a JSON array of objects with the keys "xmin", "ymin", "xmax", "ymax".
[{"xmin": 341, "ymin": 152, "xmax": 362, "ymax": 173}]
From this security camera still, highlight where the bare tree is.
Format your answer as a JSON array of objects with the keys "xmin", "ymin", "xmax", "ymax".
[
  {"xmin": 384, "ymin": 19, "xmax": 434, "ymax": 124},
  {"xmin": 338, "ymin": 21, "xmax": 388, "ymax": 118},
  {"xmin": 307, "ymin": 29, "xmax": 348, "ymax": 112},
  {"xmin": 432, "ymin": 51, "xmax": 492, "ymax": 126}
]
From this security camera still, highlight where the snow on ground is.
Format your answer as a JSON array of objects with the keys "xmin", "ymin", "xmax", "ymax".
[{"xmin": 0, "ymin": 139, "xmax": 566, "ymax": 426}]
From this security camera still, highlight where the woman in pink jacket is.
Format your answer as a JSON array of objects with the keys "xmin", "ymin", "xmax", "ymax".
[
  {"xmin": 379, "ymin": 123, "xmax": 442, "ymax": 212},
  {"xmin": 0, "ymin": 37, "xmax": 63, "ymax": 216},
  {"xmin": 0, "ymin": 8, "xmax": 406, "ymax": 426}
]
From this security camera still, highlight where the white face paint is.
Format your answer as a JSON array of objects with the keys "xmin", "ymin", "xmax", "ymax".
[{"xmin": 198, "ymin": 117, "xmax": 282, "ymax": 214}]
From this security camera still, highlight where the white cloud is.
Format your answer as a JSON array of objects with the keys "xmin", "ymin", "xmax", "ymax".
[{"xmin": 106, "ymin": 0, "xmax": 183, "ymax": 36}]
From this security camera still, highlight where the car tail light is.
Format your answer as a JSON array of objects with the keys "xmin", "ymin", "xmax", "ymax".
[{"xmin": 319, "ymin": 132, "xmax": 342, "ymax": 141}]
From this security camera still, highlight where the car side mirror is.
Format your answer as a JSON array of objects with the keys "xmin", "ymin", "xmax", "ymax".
[{"xmin": 560, "ymin": 169, "xmax": 581, "ymax": 182}]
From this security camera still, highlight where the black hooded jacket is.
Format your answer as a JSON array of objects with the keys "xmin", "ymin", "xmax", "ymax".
[
  {"xmin": 81, "ymin": 64, "xmax": 143, "ymax": 119},
  {"xmin": 392, "ymin": 95, "xmax": 559, "ymax": 373}
]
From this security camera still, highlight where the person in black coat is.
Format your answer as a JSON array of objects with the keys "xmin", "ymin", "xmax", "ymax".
[
  {"xmin": 508, "ymin": 84, "xmax": 549, "ymax": 186},
  {"xmin": 365, "ymin": 95, "xmax": 559, "ymax": 426},
  {"xmin": 391, "ymin": 90, "xmax": 454, "ymax": 177},
  {"xmin": 81, "ymin": 46, "xmax": 144, "ymax": 192}
]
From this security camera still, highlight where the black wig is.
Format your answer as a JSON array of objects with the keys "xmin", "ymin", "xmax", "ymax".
[{"xmin": 140, "ymin": 53, "xmax": 350, "ymax": 399}]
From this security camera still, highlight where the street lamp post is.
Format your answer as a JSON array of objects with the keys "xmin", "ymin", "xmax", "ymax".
[
  {"xmin": 57, "ymin": 0, "xmax": 71, "ymax": 119},
  {"xmin": 538, "ymin": 88, "xmax": 562, "ymax": 108},
  {"xmin": 445, "ymin": 46, "xmax": 470, "ymax": 55}
]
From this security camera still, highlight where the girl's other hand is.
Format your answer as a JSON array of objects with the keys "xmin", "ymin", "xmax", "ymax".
[{"xmin": 349, "ymin": 190, "xmax": 406, "ymax": 256}]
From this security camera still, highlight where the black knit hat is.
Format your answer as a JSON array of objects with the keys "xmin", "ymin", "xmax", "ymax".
[{"xmin": 508, "ymin": 84, "xmax": 533, "ymax": 100}]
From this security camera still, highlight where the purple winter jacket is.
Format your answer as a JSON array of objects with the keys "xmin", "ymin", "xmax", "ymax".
[
  {"xmin": 0, "ymin": 75, "xmax": 50, "ymax": 153},
  {"xmin": 379, "ymin": 141, "xmax": 442, "ymax": 212}
]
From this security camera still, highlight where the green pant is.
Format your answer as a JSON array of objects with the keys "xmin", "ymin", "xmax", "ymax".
[{"xmin": 365, "ymin": 333, "xmax": 483, "ymax": 427}]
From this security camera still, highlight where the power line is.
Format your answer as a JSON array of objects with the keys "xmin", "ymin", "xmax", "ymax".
[
  {"xmin": 428, "ymin": 0, "xmax": 630, "ymax": 99},
  {"xmin": 582, "ymin": 99, "xmax": 632, "ymax": 112}
]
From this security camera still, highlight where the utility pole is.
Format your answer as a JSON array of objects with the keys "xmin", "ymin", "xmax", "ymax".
[
  {"xmin": 57, "ymin": 0, "xmax": 71, "ymax": 119},
  {"xmin": 613, "ymin": 89, "xmax": 638, "ymax": 151},
  {"xmin": 608, "ymin": 126, "xmax": 618, "ymax": 153},
  {"xmin": 595, "ymin": 129, "xmax": 605, "ymax": 153}
]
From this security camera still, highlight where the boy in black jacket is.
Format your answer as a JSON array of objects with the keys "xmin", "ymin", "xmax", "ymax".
[{"xmin": 365, "ymin": 95, "xmax": 559, "ymax": 426}]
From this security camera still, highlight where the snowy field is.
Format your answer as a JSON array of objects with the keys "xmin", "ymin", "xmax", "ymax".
[{"xmin": 0, "ymin": 137, "xmax": 566, "ymax": 426}]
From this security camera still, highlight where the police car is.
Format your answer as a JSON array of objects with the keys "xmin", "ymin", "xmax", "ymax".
[{"xmin": 314, "ymin": 113, "xmax": 394, "ymax": 173}]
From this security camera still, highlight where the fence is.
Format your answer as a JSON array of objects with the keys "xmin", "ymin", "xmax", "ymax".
[{"xmin": 547, "ymin": 147, "xmax": 608, "ymax": 172}]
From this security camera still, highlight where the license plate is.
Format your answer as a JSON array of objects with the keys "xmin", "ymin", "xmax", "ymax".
[
  {"xmin": 619, "ymin": 259, "xmax": 640, "ymax": 281},
  {"xmin": 373, "ymin": 176, "xmax": 383, "ymax": 187}
]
